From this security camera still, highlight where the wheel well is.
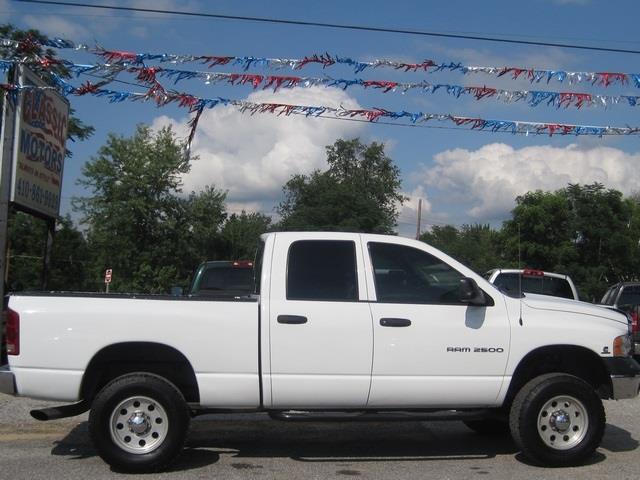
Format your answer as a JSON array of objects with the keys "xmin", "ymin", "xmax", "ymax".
[
  {"xmin": 504, "ymin": 345, "xmax": 611, "ymax": 407},
  {"xmin": 80, "ymin": 342, "xmax": 199, "ymax": 403}
]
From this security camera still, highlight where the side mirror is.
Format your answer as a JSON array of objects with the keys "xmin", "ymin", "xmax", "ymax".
[{"xmin": 458, "ymin": 278, "xmax": 489, "ymax": 306}]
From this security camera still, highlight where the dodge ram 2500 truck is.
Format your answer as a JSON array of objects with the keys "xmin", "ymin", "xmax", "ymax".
[{"xmin": 1, "ymin": 232, "xmax": 639, "ymax": 472}]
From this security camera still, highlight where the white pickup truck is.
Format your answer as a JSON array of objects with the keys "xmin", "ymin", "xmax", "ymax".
[{"xmin": 1, "ymin": 232, "xmax": 639, "ymax": 472}]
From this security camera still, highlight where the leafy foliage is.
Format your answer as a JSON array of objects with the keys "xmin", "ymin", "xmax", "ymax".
[
  {"xmin": 277, "ymin": 139, "xmax": 405, "ymax": 233},
  {"xmin": 421, "ymin": 224, "xmax": 505, "ymax": 274},
  {"xmin": 503, "ymin": 183, "xmax": 640, "ymax": 299},
  {"xmin": 429, "ymin": 183, "xmax": 640, "ymax": 301},
  {"xmin": 502, "ymin": 190, "xmax": 576, "ymax": 273},
  {"xmin": 221, "ymin": 211, "xmax": 272, "ymax": 260},
  {"xmin": 1, "ymin": 24, "xmax": 94, "ymax": 293},
  {"xmin": 0, "ymin": 23, "xmax": 94, "ymax": 144},
  {"xmin": 74, "ymin": 125, "xmax": 227, "ymax": 293},
  {"xmin": 7, "ymin": 212, "xmax": 90, "ymax": 292}
]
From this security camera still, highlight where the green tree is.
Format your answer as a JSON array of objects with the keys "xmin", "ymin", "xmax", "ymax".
[
  {"xmin": 277, "ymin": 139, "xmax": 405, "ymax": 233},
  {"xmin": 75, "ymin": 125, "xmax": 227, "ymax": 293},
  {"xmin": 177, "ymin": 186, "xmax": 228, "ymax": 269},
  {"xmin": 221, "ymin": 211, "xmax": 272, "ymax": 260},
  {"xmin": 49, "ymin": 215, "xmax": 91, "ymax": 291},
  {"xmin": 1, "ymin": 24, "xmax": 94, "ymax": 293},
  {"xmin": 420, "ymin": 224, "xmax": 504, "ymax": 274},
  {"xmin": 0, "ymin": 23, "xmax": 94, "ymax": 146},
  {"xmin": 6, "ymin": 211, "xmax": 47, "ymax": 291},
  {"xmin": 502, "ymin": 190, "xmax": 576, "ymax": 273},
  {"xmin": 6, "ymin": 212, "xmax": 90, "ymax": 291},
  {"xmin": 564, "ymin": 183, "xmax": 640, "ymax": 299},
  {"xmin": 501, "ymin": 183, "xmax": 640, "ymax": 300}
]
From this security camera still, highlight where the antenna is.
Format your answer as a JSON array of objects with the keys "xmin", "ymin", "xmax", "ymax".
[{"xmin": 518, "ymin": 223, "xmax": 523, "ymax": 326}]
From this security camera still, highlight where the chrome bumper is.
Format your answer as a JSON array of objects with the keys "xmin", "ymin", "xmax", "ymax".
[
  {"xmin": 604, "ymin": 357, "xmax": 640, "ymax": 399},
  {"xmin": 611, "ymin": 375, "xmax": 640, "ymax": 399},
  {"xmin": 0, "ymin": 365, "xmax": 16, "ymax": 395}
]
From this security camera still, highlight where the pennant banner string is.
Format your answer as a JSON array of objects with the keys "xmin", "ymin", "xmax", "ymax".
[
  {"xmin": 2, "ymin": 37, "xmax": 639, "ymax": 88},
  {"xmin": 4, "ymin": 76, "xmax": 633, "ymax": 142},
  {"xmin": 2, "ymin": 58, "xmax": 638, "ymax": 109}
]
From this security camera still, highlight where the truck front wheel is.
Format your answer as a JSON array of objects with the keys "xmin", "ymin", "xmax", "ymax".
[
  {"xmin": 88, "ymin": 372, "xmax": 190, "ymax": 473},
  {"xmin": 509, "ymin": 373, "xmax": 605, "ymax": 467}
]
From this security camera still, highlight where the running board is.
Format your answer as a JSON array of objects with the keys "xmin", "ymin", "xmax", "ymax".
[
  {"xmin": 269, "ymin": 409, "xmax": 491, "ymax": 422},
  {"xmin": 30, "ymin": 400, "xmax": 90, "ymax": 421}
]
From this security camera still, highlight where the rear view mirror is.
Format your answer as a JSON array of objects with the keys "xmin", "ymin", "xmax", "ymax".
[{"xmin": 459, "ymin": 278, "xmax": 490, "ymax": 306}]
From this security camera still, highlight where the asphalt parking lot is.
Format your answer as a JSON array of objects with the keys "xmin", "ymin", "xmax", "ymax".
[{"xmin": 1, "ymin": 393, "xmax": 639, "ymax": 479}]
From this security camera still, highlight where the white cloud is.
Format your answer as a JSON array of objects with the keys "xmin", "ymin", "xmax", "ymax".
[
  {"xmin": 18, "ymin": 0, "xmax": 196, "ymax": 42},
  {"xmin": 396, "ymin": 186, "xmax": 433, "ymax": 237},
  {"xmin": 151, "ymin": 86, "xmax": 364, "ymax": 209},
  {"xmin": 0, "ymin": 0, "xmax": 14, "ymax": 14},
  {"xmin": 22, "ymin": 14, "xmax": 92, "ymax": 40},
  {"xmin": 418, "ymin": 143, "xmax": 640, "ymax": 222}
]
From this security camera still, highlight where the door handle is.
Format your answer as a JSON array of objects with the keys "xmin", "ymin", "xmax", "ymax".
[
  {"xmin": 380, "ymin": 318, "xmax": 412, "ymax": 327},
  {"xmin": 277, "ymin": 315, "xmax": 308, "ymax": 324}
]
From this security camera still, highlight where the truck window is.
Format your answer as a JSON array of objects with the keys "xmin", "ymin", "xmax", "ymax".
[
  {"xmin": 368, "ymin": 242, "xmax": 465, "ymax": 304},
  {"xmin": 253, "ymin": 240, "xmax": 265, "ymax": 295},
  {"xmin": 618, "ymin": 285, "xmax": 640, "ymax": 309},
  {"xmin": 601, "ymin": 287, "xmax": 615, "ymax": 304},
  {"xmin": 286, "ymin": 240, "xmax": 358, "ymax": 301},
  {"xmin": 494, "ymin": 273, "xmax": 573, "ymax": 299},
  {"xmin": 198, "ymin": 268, "xmax": 253, "ymax": 292}
]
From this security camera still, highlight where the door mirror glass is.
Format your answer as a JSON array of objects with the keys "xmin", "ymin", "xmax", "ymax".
[{"xmin": 459, "ymin": 278, "xmax": 490, "ymax": 306}]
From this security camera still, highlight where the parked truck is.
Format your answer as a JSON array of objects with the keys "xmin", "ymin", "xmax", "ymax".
[{"xmin": 1, "ymin": 232, "xmax": 639, "ymax": 472}]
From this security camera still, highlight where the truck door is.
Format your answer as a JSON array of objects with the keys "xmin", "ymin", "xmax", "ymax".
[
  {"xmin": 363, "ymin": 238, "xmax": 510, "ymax": 408},
  {"xmin": 268, "ymin": 233, "xmax": 373, "ymax": 408}
]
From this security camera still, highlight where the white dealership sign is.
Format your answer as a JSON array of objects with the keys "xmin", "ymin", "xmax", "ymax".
[{"xmin": 10, "ymin": 66, "xmax": 69, "ymax": 219}]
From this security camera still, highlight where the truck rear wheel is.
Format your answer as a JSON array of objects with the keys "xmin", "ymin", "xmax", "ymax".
[
  {"xmin": 88, "ymin": 372, "xmax": 190, "ymax": 473},
  {"xmin": 509, "ymin": 373, "xmax": 605, "ymax": 467}
]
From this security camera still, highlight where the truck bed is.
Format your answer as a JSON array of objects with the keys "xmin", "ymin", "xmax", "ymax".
[{"xmin": 7, "ymin": 293, "xmax": 260, "ymax": 407}]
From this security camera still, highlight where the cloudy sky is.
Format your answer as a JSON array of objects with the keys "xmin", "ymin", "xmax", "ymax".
[{"xmin": 3, "ymin": 0, "xmax": 639, "ymax": 235}]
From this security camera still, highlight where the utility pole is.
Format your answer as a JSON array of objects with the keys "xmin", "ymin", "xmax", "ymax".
[
  {"xmin": 415, "ymin": 198, "xmax": 422, "ymax": 240},
  {"xmin": 0, "ymin": 68, "xmax": 18, "ymax": 305},
  {"xmin": 0, "ymin": 69, "xmax": 17, "ymax": 360}
]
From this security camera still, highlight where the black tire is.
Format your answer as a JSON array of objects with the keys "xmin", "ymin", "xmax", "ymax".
[
  {"xmin": 463, "ymin": 418, "xmax": 511, "ymax": 436},
  {"xmin": 509, "ymin": 373, "xmax": 605, "ymax": 467},
  {"xmin": 89, "ymin": 372, "xmax": 190, "ymax": 473}
]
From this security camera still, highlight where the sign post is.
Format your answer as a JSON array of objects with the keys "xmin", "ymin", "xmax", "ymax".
[
  {"xmin": 104, "ymin": 268, "xmax": 112, "ymax": 293},
  {"xmin": 0, "ymin": 68, "xmax": 17, "ymax": 357}
]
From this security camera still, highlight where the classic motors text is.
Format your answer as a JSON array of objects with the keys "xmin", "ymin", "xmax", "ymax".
[
  {"xmin": 22, "ymin": 89, "xmax": 68, "ymax": 146},
  {"xmin": 19, "ymin": 130, "xmax": 63, "ymax": 175}
]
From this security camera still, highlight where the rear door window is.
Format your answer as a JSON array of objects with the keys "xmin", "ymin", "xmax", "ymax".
[{"xmin": 286, "ymin": 240, "xmax": 358, "ymax": 301}]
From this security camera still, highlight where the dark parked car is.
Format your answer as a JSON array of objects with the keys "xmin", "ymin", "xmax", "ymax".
[
  {"xmin": 188, "ymin": 260, "xmax": 255, "ymax": 298},
  {"xmin": 601, "ymin": 282, "xmax": 640, "ymax": 358}
]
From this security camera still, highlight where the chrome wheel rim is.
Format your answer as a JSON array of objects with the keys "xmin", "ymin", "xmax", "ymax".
[
  {"xmin": 109, "ymin": 396, "xmax": 168, "ymax": 454},
  {"xmin": 537, "ymin": 395, "xmax": 588, "ymax": 450}
]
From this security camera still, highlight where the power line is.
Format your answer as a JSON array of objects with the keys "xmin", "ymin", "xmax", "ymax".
[
  {"xmin": 16, "ymin": 0, "xmax": 640, "ymax": 55},
  {"xmin": 9, "ymin": 7, "xmax": 640, "ymax": 47}
]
